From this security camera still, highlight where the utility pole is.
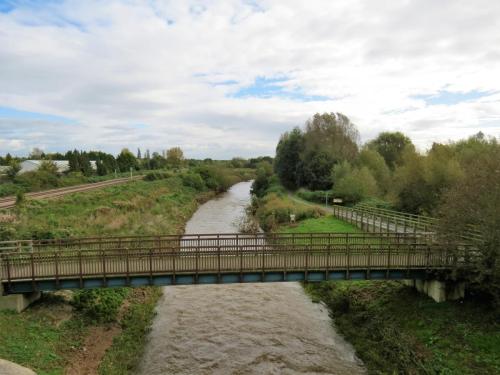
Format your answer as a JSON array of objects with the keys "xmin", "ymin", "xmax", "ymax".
[{"xmin": 325, "ymin": 191, "xmax": 329, "ymax": 207}]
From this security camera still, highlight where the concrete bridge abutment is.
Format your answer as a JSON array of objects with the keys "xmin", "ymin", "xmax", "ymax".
[
  {"xmin": 0, "ymin": 262, "xmax": 41, "ymax": 312},
  {"xmin": 404, "ymin": 279, "xmax": 465, "ymax": 303}
]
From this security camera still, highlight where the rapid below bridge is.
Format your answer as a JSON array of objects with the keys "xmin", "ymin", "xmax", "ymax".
[{"xmin": 1, "ymin": 232, "xmax": 468, "ymax": 295}]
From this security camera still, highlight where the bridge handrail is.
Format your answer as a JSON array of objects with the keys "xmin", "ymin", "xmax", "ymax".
[
  {"xmin": 331, "ymin": 205, "xmax": 482, "ymax": 241},
  {"xmin": 1, "ymin": 239, "xmax": 475, "ymax": 284},
  {"xmin": 0, "ymin": 232, "xmax": 435, "ymax": 253}
]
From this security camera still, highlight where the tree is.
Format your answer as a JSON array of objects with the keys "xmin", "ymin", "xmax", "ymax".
[
  {"xmin": 390, "ymin": 148, "xmax": 432, "ymax": 214},
  {"xmin": 149, "ymin": 152, "xmax": 166, "ymax": 169},
  {"xmin": 6, "ymin": 160, "xmax": 21, "ymax": 180},
  {"xmin": 166, "ymin": 147, "xmax": 184, "ymax": 168},
  {"xmin": 357, "ymin": 148, "xmax": 391, "ymax": 194},
  {"xmin": 38, "ymin": 160, "xmax": 58, "ymax": 175},
  {"xmin": 274, "ymin": 113, "xmax": 359, "ymax": 191},
  {"xmin": 299, "ymin": 149, "xmax": 335, "ymax": 190},
  {"xmin": 274, "ymin": 127, "xmax": 304, "ymax": 189},
  {"xmin": 29, "ymin": 147, "xmax": 44, "ymax": 160},
  {"xmin": 116, "ymin": 148, "xmax": 138, "ymax": 172},
  {"xmin": 251, "ymin": 162, "xmax": 273, "ymax": 197},
  {"xmin": 333, "ymin": 166, "xmax": 378, "ymax": 204},
  {"xmin": 367, "ymin": 132, "xmax": 414, "ymax": 169},
  {"xmin": 230, "ymin": 157, "xmax": 246, "ymax": 168},
  {"xmin": 437, "ymin": 143, "xmax": 500, "ymax": 305},
  {"xmin": 303, "ymin": 112, "xmax": 359, "ymax": 163},
  {"xmin": 137, "ymin": 148, "xmax": 142, "ymax": 159}
]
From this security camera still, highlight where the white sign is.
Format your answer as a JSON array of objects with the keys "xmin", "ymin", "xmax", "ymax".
[{"xmin": 333, "ymin": 198, "xmax": 343, "ymax": 203}]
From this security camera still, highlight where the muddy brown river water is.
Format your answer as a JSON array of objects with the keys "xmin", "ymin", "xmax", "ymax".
[{"xmin": 137, "ymin": 181, "xmax": 365, "ymax": 375}]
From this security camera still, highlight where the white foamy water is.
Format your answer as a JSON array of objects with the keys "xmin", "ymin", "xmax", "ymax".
[{"xmin": 138, "ymin": 181, "xmax": 365, "ymax": 375}]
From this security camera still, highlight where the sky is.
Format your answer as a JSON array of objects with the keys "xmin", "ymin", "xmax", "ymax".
[{"xmin": 0, "ymin": 0, "xmax": 499, "ymax": 159}]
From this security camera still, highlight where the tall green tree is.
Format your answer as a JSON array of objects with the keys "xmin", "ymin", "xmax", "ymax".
[
  {"xmin": 437, "ymin": 142, "xmax": 500, "ymax": 305},
  {"xmin": 357, "ymin": 148, "xmax": 391, "ymax": 194},
  {"xmin": 367, "ymin": 131, "xmax": 414, "ymax": 169},
  {"xmin": 166, "ymin": 147, "xmax": 184, "ymax": 168},
  {"xmin": 274, "ymin": 127, "xmax": 304, "ymax": 189},
  {"xmin": 116, "ymin": 149, "xmax": 138, "ymax": 172}
]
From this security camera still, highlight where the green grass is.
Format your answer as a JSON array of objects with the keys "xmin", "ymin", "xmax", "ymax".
[
  {"xmin": 1, "ymin": 170, "xmax": 249, "ymax": 373},
  {"xmin": 0, "ymin": 296, "xmax": 86, "ymax": 375},
  {"xmin": 278, "ymin": 215, "xmax": 360, "ymax": 234},
  {"xmin": 98, "ymin": 287, "xmax": 162, "ymax": 375},
  {"xmin": 2, "ymin": 176, "xmax": 211, "ymax": 240},
  {"xmin": 305, "ymin": 281, "xmax": 500, "ymax": 375}
]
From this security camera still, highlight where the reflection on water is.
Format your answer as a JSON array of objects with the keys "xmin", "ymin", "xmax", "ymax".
[{"xmin": 138, "ymin": 181, "xmax": 365, "ymax": 375}]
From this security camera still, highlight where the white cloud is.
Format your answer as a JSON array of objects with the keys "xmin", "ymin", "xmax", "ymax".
[{"xmin": 0, "ymin": 0, "xmax": 499, "ymax": 158}]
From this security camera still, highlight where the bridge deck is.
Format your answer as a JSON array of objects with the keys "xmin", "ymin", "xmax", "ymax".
[{"xmin": 1, "ymin": 233, "xmax": 466, "ymax": 293}]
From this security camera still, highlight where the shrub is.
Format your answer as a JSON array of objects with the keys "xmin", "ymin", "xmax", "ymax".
[
  {"xmin": 180, "ymin": 172, "xmax": 206, "ymax": 190},
  {"xmin": 195, "ymin": 166, "xmax": 240, "ymax": 193},
  {"xmin": 72, "ymin": 288, "xmax": 130, "ymax": 323},
  {"xmin": 255, "ymin": 193, "xmax": 323, "ymax": 231},
  {"xmin": 296, "ymin": 189, "xmax": 331, "ymax": 204},
  {"xmin": 143, "ymin": 171, "xmax": 172, "ymax": 181}
]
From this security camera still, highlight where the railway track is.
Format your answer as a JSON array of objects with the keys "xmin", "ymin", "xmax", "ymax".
[{"xmin": 0, "ymin": 176, "xmax": 143, "ymax": 209}]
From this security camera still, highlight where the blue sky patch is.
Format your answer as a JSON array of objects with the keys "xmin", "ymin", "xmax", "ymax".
[
  {"xmin": 412, "ymin": 90, "xmax": 496, "ymax": 106},
  {"xmin": 231, "ymin": 76, "xmax": 330, "ymax": 102},
  {"xmin": 0, "ymin": 106, "xmax": 76, "ymax": 124},
  {"xmin": 0, "ymin": 0, "xmax": 15, "ymax": 13}
]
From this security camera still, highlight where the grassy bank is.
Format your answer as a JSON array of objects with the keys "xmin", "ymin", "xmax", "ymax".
[
  {"xmin": 306, "ymin": 281, "xmax": 500, "ymax": 375},
  {"xmin": 98, "ymin": 287, "xmax": 162, "ymax": 375},
  {"xmin": 0, "ymin": 168, "xmax": 251, "ymax": 374},
  {"xmin": 0, "ymin": 170, "xmax": 148, "ymax": 198},
  {"xmin": 276, "ymin": 214, "xmax": 500, "ymax": 374}
]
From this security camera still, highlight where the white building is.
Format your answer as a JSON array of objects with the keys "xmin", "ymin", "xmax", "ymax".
[{"xmin": 19, "ymin": 160, "xmax": 97, "ymax": 174}]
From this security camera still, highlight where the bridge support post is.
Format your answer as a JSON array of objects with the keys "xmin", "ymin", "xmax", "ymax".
[{"xmin": 404, "ymin": 279, "xmax": 465, "ymax": 303}]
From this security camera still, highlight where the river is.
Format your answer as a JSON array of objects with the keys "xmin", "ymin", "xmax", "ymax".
[{"xmin": 137, "ymin": 181, "xmax": 365, "ymax": 375}]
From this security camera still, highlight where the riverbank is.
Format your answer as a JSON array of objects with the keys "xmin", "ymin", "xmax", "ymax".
[
  {"xmin": 278, "ymin": 215, "xmax": 500, "ymax": 374},
  {"xmin": 306, "ymin": 281, "xmax": 499, "ymax": 374},
  {"xmin": 0, "ymin": 168, "xmax": 253, "ymax": 374}
]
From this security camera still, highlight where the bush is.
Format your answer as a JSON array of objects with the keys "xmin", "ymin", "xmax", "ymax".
[
  {"xmin": 296, "ymin": 189, "xmax": 331, "ymax": 204},
  {"xmin": 72, "ymin": 288, "xmax": 130, "ymax": 323},
  {"xmin": 143, "ymin": 171, "xmax": 172, "ymax": 181},
  {"xmin": 14, "ymin": 170, "xmax": 60, "ymax": 191},
  {"xmin": 180, "ymin": 172, "xmax": 206, "ymax": 190},
  {"xmin": 195, "ymin": 166, "xmax": 240, "ymax": 193},
  {"xmin": 255, "ymin": 193, "xmax": 323, "ymax": 231}
]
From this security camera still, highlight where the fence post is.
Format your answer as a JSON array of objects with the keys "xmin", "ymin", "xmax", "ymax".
[
  {"xmin": 29, "ymin": 251, "xmax": 36, "ymax": 291},
  {"xmin": 55, "ymin": 251, "xmax": 59, "ymax": 289},
  {"xmin": 78, "ymin": 250, "xmax": 83, "ymax": 288},
  {"xmin": 102, "ymin": 250, "xmax": 107, "ymax": 287},
  {"xmin": 239, "ymin": 245, "xmax": 243, "ymax": 283},
  {"xmin": 149, "ymin": 248, "xmax": 153, "ymax": 285},
  {"xmin": 346, "ymin": 241, "xmax": 350, "ymax": 280},
  {"xmin": 125, "ymin": 248, "xmax": 130, "ymax": 286}
]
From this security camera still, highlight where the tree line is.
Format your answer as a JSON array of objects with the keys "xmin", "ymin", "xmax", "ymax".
[
  {"xmin": 271, "ymin": 112, "xmax": 499, "ymax": 305},
  {"xmin": 273, "ymin": 112, "xmax": 499, "ymax": 216}
]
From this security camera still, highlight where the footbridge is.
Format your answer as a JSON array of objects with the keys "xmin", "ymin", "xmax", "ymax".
[{"xmin": 1, "ymin": 233, "xmax": 468, "ymax": 296}]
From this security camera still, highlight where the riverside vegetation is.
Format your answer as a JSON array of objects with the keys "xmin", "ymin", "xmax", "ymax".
[
  {"xmin": 0, "ymin": 162, "xmax": 254, "ymax": 375},
  {"xmin": 254, "ymin": 196, "xmax": 500, "ymax": 374},
  {"xmin": 248, "ymin": 111, "xmax": 500, "ymax": 374}
]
